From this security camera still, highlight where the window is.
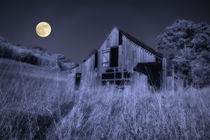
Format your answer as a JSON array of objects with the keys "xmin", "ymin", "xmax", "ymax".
[
  {"xmin": 119, "ymin": 33, "xmax": 122, "ymax": 45},
  {"xmin": 102, "ymin": 47, "xmax": 119, "ymax": 67},
  {"xmin": 75, "ymin": 73, "xmax": 81, "ymax": 89},
  {"xmin": 110, "ymin": 47, "xmax": 118, "ymax": 67},
  {"xmin": 94, "ymin": 52, "xmax": 98, "ymax": 68},
  {"xmin": 102, "ymin": 49, "xmax": 110, "ymax": 67}
]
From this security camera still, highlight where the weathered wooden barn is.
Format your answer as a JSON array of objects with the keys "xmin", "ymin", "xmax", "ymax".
[{"xmin": 72, "ymin": 27, "xmax": 174, "ymax": 90}]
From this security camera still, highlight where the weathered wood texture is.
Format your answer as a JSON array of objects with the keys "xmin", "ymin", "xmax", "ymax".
[
  {"xmin": 119, "ymin": 35, "xmax": 156, "ymax": 72},
  {"xmin": 72, "ymin": 27, "xmax": 171, "ymax": 89}
]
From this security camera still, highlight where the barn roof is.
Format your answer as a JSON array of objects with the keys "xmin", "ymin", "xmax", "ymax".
[
  {"xmin": 79, "ymin": 27, "xmax": 163, "ymax": 64},
  {"xmin": 118, "ymin": 28, "xmax": 162, "ymax": 58}
]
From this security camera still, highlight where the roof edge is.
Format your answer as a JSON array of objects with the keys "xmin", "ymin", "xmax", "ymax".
[{"xmin": 118, "ymin": 29, "xmax": 162, "ymax": 58}]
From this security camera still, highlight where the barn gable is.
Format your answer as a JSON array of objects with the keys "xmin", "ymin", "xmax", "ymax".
[{"xmin": 72, "ymin": 27, "xmax": 171, "ymax": 89}]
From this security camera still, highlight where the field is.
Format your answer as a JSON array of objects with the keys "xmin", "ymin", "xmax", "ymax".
[{"xmin": 0, "ymin": 59, "xmax": 209, "ymax": 139}]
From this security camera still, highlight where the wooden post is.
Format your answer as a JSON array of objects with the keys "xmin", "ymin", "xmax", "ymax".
[
  {"xmin": 114, "ymin": 67, "xmax": 116, "ymax": 83},
  {"xmin": 162, "ymin": 58, "xmax": 167, "ymax": 90},
  {"xmin": 172, "ymin": 63, "xmax": 175, "ymax": 92},
  {"xmin": 99, "ymin": 50, "xmax": 102, "ymax": 84}
]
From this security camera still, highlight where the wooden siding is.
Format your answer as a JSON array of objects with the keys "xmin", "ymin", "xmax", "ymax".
[
  {"xmin": 119, "ymin": 35, "xmax": 156, "ymax": 72},
  {"xmin": 72, "ymin": 27, "xmax": 170, "ymax": 89}
]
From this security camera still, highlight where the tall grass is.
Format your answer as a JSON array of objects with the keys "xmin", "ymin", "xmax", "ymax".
[
  {"xmin": 49, "ymin": 86, "xmax": 210, "ymax": 140},
  {"xmin": 0, "ymin": 59, "xmax": 209, "ymax": 139},
  {"xmin": 0, "ymin": 59, "xmax": 74, "ymax": 139}
]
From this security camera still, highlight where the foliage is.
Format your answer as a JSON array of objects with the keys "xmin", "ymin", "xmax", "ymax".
[
  {"xmin": 156, "ymin": 19, "xmax": 210, "ymax": 87},
  {"xmin": 0, "ymin": 59, "xmax": 209, "ymax": 139},
  {"xmin": 0, "ymin": 37, "xmax": 75, "ymax": 72}
]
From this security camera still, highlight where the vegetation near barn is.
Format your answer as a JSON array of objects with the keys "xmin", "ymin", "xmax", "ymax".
[
  {"xmin": 156, "ymin": 19, "xmax": 210, "ymax": 87},
  {"xmin": 0, "ymin": 59, "xmax": 209, "ymax": 139}
]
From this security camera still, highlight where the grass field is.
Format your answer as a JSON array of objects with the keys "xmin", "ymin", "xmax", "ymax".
[{"xmin": 0, "ymin": 59, "xmax": 209, "ymax": 139}]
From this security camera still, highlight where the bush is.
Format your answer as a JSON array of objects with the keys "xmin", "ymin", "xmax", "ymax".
[
  {"xmin": 0, "ymin": 38, "xmax": 75, "ymax": 72},
  {"xmin": 156, "ymin": 19, "xmax": 210, "ymax": 87}
]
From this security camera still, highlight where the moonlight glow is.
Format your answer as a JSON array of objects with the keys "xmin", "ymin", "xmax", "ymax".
[{"xmin": 36, "ymin": 22, "xmax": 51, "ymax": 37}]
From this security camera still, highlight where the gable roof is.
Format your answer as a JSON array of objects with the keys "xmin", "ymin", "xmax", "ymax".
[
  {"xmin": 118, "ymin": 28, "xmax": 162, "ymax": 58},
  {"xmin": 79, "ymin": 27, "xmax": 163, "ymax": 64}
]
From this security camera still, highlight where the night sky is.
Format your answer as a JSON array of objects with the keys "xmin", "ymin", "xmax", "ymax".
[{"xmin": 0, "ymin": 0, "xmax": 209, "ymax": 63}]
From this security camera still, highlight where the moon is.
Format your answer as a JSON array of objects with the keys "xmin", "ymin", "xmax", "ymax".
[{"xmin": 36, "ymin": 22, "xmax": 51, "ymax": 37}]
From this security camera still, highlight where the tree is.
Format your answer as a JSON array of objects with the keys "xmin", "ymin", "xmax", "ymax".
[{"xmin": 156, "ymin": 19, "xmax": 210, "ymax": 87}]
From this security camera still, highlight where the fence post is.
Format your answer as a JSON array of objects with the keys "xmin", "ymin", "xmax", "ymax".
[
  {"xmin": 172, "ymin": 63, "xmax": 175, "ymax": 92},
  {"xmin": 162, "ymin": 58, "xmax": 167, "ymax": 90}
]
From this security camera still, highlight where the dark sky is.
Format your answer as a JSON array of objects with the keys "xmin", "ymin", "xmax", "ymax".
[{"xmin": 0, "ymin": 0, "xmax": 209, "ymax": 63}]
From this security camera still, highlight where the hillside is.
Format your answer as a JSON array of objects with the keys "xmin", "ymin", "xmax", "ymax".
[
  {"xmin": 0, "ymin": 59, "xmax": 209, "ymax": 139},
  {"xmin": 0, "ymin": 36, "xmax": 75, "ymax": 72},
  {"xmin": 0, "ymin": 58, "xmax": 75, "ymax": 108},
  {"xmin": 0, "ymin": 58, "xmax": 75, "ymax": 139}
]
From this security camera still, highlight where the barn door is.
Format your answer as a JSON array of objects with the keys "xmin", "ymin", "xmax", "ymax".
[{"xmin": 110, "ymin": 47, "xmax": 118, "ymax": 67}]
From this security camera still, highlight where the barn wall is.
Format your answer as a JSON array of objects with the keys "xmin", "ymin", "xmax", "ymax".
[
  {"xmin": 72, "ymin": 28, "xmax": 120, "ymax": 87},
  {"xmin": 119, "ymin": 35, "xmax": 156, "ymax": 72},
  {"xmin": 71, "ymin": 28, "xmax": 169, "ymax": 89},
  {"xmin": 97, "ymin": 29, "xmax": 157, "ymax": 73},
  {"xmin": 98, "ymin": 28, "xmax": 119, "ymax": 74}
]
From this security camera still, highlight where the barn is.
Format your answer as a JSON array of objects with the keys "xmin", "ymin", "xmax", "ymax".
[{"xmin": 71, "ymin": 27, "xmax": 174, "ymax": 90}]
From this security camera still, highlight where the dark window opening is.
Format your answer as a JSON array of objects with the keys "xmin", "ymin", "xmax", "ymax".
[
  {"xmin": 75, "ymin": 73, "xmax": 81, "ymax": 89},
  {"xmin": 116, "ymin": 73, "xmax": 122, "ymax": 79},
  {"xmin": 119, "ymin": 33, "xmax": 122, "ymax": 45},
  {"xmin": 101, "ymin": 69, "xmax": 131, "ymax": 86},
  {"xmin": 102, "ymin": 73, "xmax": 114, "ymax": 79},
  {"xmin": 124, "ymin": 72, "xmax": 131, "ymax": 78},
  {"xmin": 94, "ymin": 52, "xmax": 98, "ymax": 68},
  {"xmin": 102, "ymin": 72, "xmax": 122, "ymax": 79},
  {"xmin": 110, "ymin": 47, "xmax": 119, "ymax": 67},
  {"xmin": 106, "ymin": 69, "xmax": 114, "ymax": 72}
]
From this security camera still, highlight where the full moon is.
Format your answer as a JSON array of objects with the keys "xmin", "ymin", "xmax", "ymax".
[{"xmin": 36, "ymin": 22, "xmax": 51, "ymax": 37}]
